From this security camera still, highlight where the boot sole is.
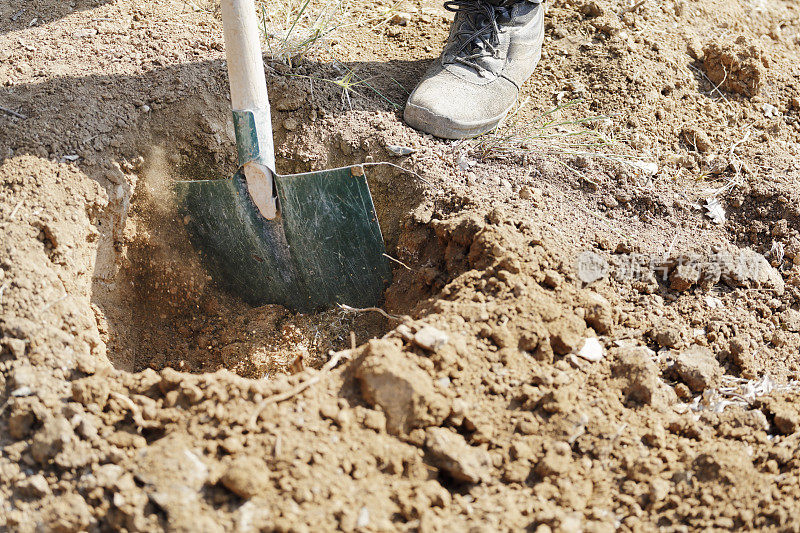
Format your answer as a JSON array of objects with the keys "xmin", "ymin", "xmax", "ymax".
[{"xmin": 403, "ymin": 100, "xmax": 515, "ymax": 140}]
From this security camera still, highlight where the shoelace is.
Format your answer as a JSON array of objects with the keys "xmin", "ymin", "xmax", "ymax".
[{"xmin": 443, "ymin": 0, "xmax": 510, "ymax": 74}]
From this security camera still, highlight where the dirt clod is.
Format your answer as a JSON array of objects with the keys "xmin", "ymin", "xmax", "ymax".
[
  {"xmin": 615, "ymin": 347, "xmax": 677, "ymax": 410},
  {"xmin": 356, "ymin": 340, "xmax": 450, "ymax": 434},
  {"xmin": 672, "ymin": 346, "xmax": 723, "ymax": 392},
  {"xmin": 425, "ymin": 427, "xmax": 492, "ymax": 483},
  {"xmin": 581, "ymin": 292, "xmax": 613, "ymax": 334},
  {"xmin": 16, "ymin": 474, "xmax": 50, "ymax": 498},
  {"xmin": 702, "ymin": 37, "xmax": 766, "ymax": 97},
  {"xmin": 31, "ymin": 416, "xmax": 74, "ymax": 465},
  {"xmin": 220, "ymin": 456, "xmax": 271, "ymax": 499},
  {"xmin": 547, "ymin": 315, "xmax": 586, "ymax": 355}
]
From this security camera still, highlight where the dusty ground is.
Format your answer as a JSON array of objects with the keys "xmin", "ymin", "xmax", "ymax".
[{"xmin": 2, "ymin": 0, "xmax": 800, "ymax": 531}]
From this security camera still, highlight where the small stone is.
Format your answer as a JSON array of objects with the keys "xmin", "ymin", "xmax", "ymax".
[
  {"xmin": 221, "ymin": 456, "xmax": 271, "ymax": 499},
  {"xmin": 425, "ymin": 427, "xmax": 491, "ymax": 483},
  {"xmin": 389, "ymin": 11, "xmax": 412, "ymax": 25},
  {"xmin": 395, "ymin": 323, "xmax": 415, "ymax": 342},
  {"xmin": 221, "ymin": 437, "xmax": 244, "ymax": 454},
  {"xmin": 576, "ymin": 338, "xmax": 604, "ymax": 362},
  {"xmin": 282, "ymin": 117, "xmax": 298, "ymax": 131},
  {"xmin": 356, "ymin": 507, "xmax": 370, "ymax": 528},
  {"xmin": 674, "ymin": 382, "xmax": 692, "ymax": 400},
  {"xmin": 413, "ymin": 325, "xmax": 449, "ymax": 352},
  {"xmin": 672, "ymin": 346, "xmax": 723, "ymax": 392}
]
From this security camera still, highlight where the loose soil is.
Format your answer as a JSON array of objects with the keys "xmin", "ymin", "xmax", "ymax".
[{"xmin": 2, "ymin": 0, "xmax": 800, "ymax": 531}]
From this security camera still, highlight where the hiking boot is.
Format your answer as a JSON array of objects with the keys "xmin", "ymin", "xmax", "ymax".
[{"xmin": 404, "ymin": 0, "xmax": 545, "ymax": 139}]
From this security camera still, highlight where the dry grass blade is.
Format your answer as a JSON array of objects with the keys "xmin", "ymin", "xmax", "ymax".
[
  {"xmin": 258, "ymin": 0, "xmax": 409, "ymax": 63},
  {"xmin": 463, "ymin": 99, "xmax": 617, "ymax": 161},
  {"xmin": 456, "ymin": 98, "xmax": 660, "ymax": 179}
]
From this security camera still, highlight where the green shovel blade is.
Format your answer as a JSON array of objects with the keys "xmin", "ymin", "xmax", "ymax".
[{"xmin": 174, "ymin": 167, "xmax": 391, "ymax": 312}]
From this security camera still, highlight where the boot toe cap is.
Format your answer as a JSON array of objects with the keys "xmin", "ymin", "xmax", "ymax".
[{"xmin": 404, "ymin": 70, "xmax": 518, "ymax": 139}]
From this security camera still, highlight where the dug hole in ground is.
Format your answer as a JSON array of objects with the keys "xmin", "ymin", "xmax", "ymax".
[{"xmin": 1, "ymin": 0, "xmax": 800, "ymax": 531}]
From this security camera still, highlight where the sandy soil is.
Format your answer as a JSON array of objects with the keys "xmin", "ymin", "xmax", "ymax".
[{"xmin": 2, "ymin": 0, "xmax": 800, "ymax": 531}]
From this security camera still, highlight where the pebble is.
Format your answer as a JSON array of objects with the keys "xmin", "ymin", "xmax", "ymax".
[
  {"xmin": 389, "ymin": 12, "xmax": 412, "ymax": 25},
  {"xmin": 576, "ymin": 338, "xmax": 604, "ymax": 362},
  {"xmin": 356, "ymin": 507, "xmax": 370, "ymax": 528},
  {"xmin": 282, "ymin": 117, "xmax": 298, "ymax": 131},
  {"xmin": 413, "ymin": 326, "xmax": 449, "ymax": 352}
]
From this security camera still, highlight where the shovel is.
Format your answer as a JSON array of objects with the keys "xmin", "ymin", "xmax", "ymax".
[{"xmin": 174, "ymin": 0, "xmax": 391, "ymax": 312}]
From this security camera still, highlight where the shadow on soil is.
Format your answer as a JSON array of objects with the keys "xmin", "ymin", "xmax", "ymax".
[{"xmin": 0, "ymin": 0, "xmax": 113, "ymax": 35}]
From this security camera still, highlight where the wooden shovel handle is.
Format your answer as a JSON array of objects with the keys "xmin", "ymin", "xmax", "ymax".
[
  {"xmin": 221, "ymin": 0, "xmax": 270, "ymax": 112},
  {"xmin": 221, "ymin": 0, "xmax": 277, "ymax": 220}
]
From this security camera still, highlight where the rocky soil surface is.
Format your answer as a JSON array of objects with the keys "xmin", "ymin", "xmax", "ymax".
[{"xmin": 1, "ymin": 0, "xmax": 800, "ymax": 531}]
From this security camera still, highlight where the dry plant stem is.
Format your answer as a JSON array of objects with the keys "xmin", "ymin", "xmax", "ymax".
[
  {"xmin": 338, "ymin": 303, "xmax": 401, "ymax": 321},
  {"xmin": 9, "ymin": 201, "xmax": 23, "ymax": 219},
  {"xmin": 249, "ymin": 347, "xmax": 354, "ymax": 428},
  {"xmin": 360, "ymin": 161, "xmax": 433, "ymax": 186},
  {"xmin": 0, "ymin": 105, "xmax": 27, "ymax": 119},
  {"xmin": 383, "ymin": 253, "xmax": 415, "ymax": 272}
]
